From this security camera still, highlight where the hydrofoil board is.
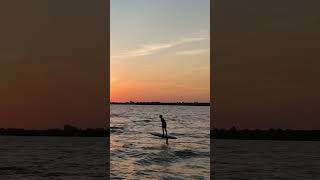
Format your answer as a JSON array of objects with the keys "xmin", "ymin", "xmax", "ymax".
[{"xmin": 150, "ymin": 132, "xmax": 177, "ymax": 139}]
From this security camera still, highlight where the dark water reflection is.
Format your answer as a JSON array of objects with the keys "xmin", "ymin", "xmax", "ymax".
[
  {"xmin": 111, "ymin": 105, "xmax": 210, "ymax": 179},
  {"xmin": 0, "ymin": 136, "xmax": 107, "ymax": 179},
  {"xmin": 213, "ymin": 139, "xmax": 320, "ymax": 179}
]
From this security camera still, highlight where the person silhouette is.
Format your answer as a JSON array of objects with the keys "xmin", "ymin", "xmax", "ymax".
[{"xmin": 159, "ymin": 115, "xmax": 167, "ymax": 138}]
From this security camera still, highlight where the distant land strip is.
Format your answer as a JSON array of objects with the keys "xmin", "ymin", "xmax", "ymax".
[
  {"xmin": 111, "ymin": 101, "xmax": 210, "ymax": 106},
  {"xmin": 0, "ymin": 125, "xmax": 109, "ymax": 137},
  {"xmin": 211, "ymin": 128, "xmax": 320, "ymax": 141}
]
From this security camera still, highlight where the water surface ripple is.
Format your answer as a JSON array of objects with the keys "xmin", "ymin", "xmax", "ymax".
[
  {"xmin": 0, "ymin": 136, "xmax": 107, "ymax": 179},
  {"xmin": 111, "ymin": 105, "xmax": 210, "ymax": 179}
]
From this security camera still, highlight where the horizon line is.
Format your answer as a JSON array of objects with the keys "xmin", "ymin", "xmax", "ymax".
[{"xmin": 110, "ymin": 101, "xmax": 210, "ymax": 103}]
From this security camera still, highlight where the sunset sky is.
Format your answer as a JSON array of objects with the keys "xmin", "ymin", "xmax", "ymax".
[{"xmin": 111, "ymin": 0, "xmax": 210, "ymax": 102}]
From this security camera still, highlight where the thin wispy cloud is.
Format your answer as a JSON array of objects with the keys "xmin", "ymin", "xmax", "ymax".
[
  {"xmin": 175, "ymin": 48, "xmax": 209, "ymax": 56},
  {"xmin": 111, "ymin": 33, "xmax": 209, "ymax": 59}
]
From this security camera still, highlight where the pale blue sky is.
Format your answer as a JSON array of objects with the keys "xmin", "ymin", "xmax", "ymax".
[{"xmin": 110, "ymin": 0, "xmax": 210, "ymax": 102}]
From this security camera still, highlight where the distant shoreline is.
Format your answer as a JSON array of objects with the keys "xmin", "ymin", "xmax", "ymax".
[
  {"xmin": 110, "ymin": 102, "xmax": 210, "ymax": 106},
  {"xmin": 211, "ymin": 128, "xmax": 320, "ymax": 141},
  {"xmin": 0, "ymin": 125, "xmax": 109, "ymax": 137},
  {"xmin": 4, "ymin": 125, "xmax": 319, "ymax": 141}
]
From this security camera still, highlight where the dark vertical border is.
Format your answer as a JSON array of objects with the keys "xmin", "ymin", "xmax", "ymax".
[
  {"xmin": 210, "ymin": 0, "xmax": 214, "ymax": 179},
  {"xmin": 106, "ymin": 0, "xmax": 110, "ymax": 178}
]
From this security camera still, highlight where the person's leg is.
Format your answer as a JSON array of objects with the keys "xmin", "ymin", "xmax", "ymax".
[
  {"xmin": 165, "ymin": 128, "xmax": 168, "ymax": 138},
  {"xmin": 162, "ymin": 128, "xmax": 164, "ymax": 137}
]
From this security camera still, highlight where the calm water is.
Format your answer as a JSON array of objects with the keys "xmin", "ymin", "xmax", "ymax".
[
  {"xmin": 214, "ymin": 139, "xmax": 320, "ymax": 179},
  {"xmin": 110, "ymin": 105, "xmax": 210, "ymax": 179},
  {"xmin": 0, "ymin": 136, "xmax": 107, "ymax": 180}
]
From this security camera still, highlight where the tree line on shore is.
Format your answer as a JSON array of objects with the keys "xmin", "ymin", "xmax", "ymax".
[
  {"xmin": 0, "ymin": 125, "xmax": 109, "ymax": 137},
  {"xmin": 111, "ymin": 101, "xmax": 210, "ymax": 106},
  {"xmin": 211, "ymin": 127, "xmax": 320, "ymax": 141},
  {"xmin": 2, "ymin": 125, "xmax": 319, "ymax": 140}
]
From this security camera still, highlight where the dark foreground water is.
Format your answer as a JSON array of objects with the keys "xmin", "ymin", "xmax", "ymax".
[
  {"xmin": 111, "ymin": 105, "xmax": 210, "ymax": 179},
  {"xmin": 0, "ymin": 136, "xmax": 107, "ymax": 180},
  {"xmin": 214, "ymin": 139, "xmax": 320, "ymax": 179}
]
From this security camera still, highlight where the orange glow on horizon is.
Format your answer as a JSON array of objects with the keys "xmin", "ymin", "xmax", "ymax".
[{"xmin": 110, "ymin": 77, "xmax": 210, "ymax": 103}]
